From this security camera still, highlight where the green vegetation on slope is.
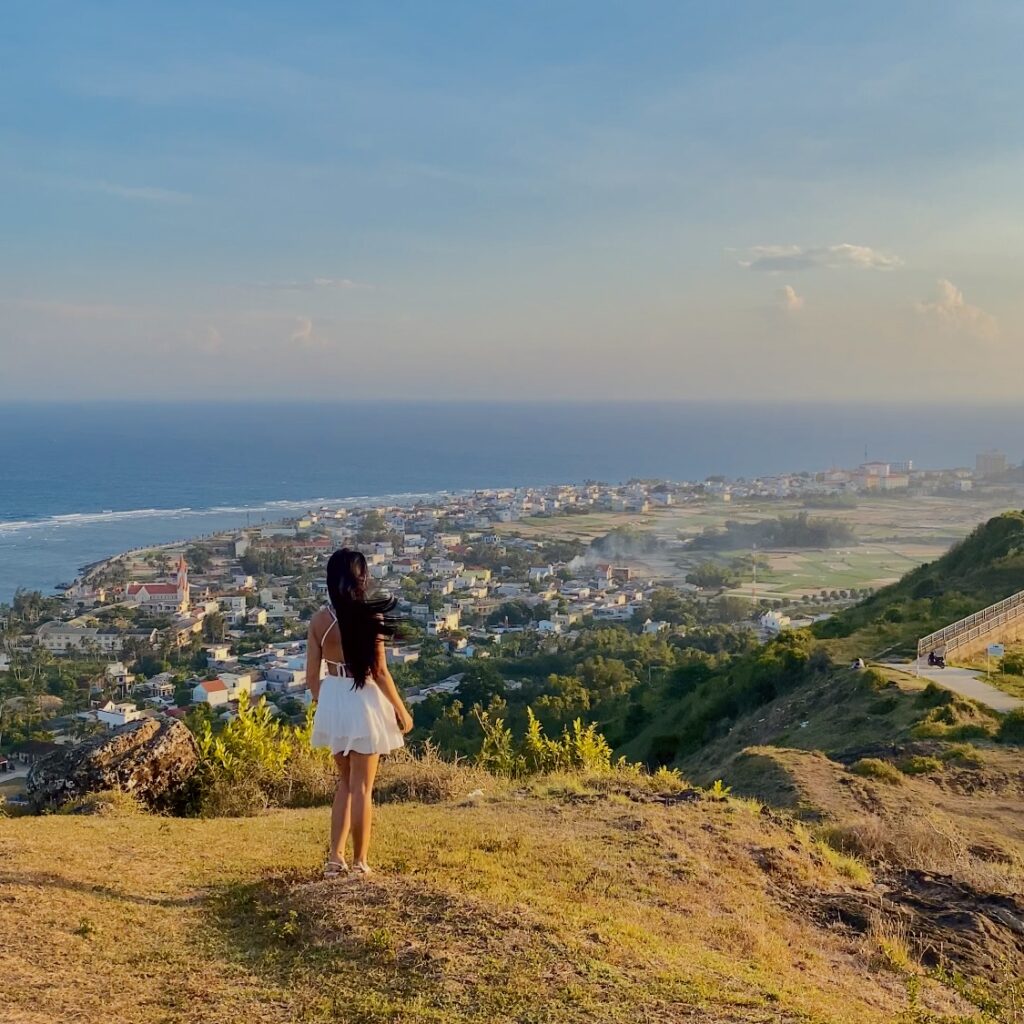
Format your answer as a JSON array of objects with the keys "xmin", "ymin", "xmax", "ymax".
[{"xmin": 814, "ymin": 510, "xmax": 1024, "ymax": 659}]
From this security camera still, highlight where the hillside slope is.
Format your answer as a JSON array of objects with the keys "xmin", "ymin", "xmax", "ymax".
[
  {"xmin": 815, "ymin": 510, "xmax": 1024, "ymax": 659},
  {"xmin": 0, "ymin": 782, "xmax": 1001, "ymax": 1024}
]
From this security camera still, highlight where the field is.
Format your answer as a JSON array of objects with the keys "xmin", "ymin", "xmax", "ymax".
[
  {"xmin": 0, "ymin": 781, "xmax": 988, "ymax": 1024},
  {"xmin": 498, "ymin": 492, "xmax": 1019, "ymax": 599}
]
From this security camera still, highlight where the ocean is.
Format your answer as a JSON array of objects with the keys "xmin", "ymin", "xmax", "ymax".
[{"xmin": 1, "ymin": 400, "xmax": 1022, "ymax": 602}]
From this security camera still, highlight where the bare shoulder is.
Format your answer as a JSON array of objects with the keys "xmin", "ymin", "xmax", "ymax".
[{"xmin": 309, "ymin": 606, "xmax": 331, "ymax": 633}]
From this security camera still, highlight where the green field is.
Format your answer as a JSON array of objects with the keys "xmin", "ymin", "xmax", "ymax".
[{"xmin": 497, "ymin": 491, "xmax": 1020, "ymax": 601}]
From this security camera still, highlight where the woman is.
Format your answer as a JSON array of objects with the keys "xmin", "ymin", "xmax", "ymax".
[{"xmin": 307, "ymin": 548, "xmax": 414, "ymax": 877}]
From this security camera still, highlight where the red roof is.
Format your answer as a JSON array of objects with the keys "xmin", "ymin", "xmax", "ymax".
[
  {"xmin": 199, "ymin": 679, "xmax": 227, "ymax": 693},
  {"xmin": 128, "ymin": 583, "xmax": 179, "ymax": 596}
]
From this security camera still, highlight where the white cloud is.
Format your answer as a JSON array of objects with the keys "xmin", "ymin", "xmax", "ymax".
[
  {"xmin": 183, "ymin": 324, "xmax": 224, "ymax": 353},
  {"xmin": 288, "ymin": 315, "xmax": 333, "ymax": 349},
  {"xmin": 736, "ymin": 243, "xmax": 901, "ymax": 272},
  {"xmin": 916, "ymin": 279, "xmax": 999, "ymax": 342},
  {"xmin": 290, "ymin": 316, "xmax": 313, "ymax": 346},
  {"xmin": 201, "ymin": 325, "xmax": 223, "ymax": 353},
  {"xmin": 311, "ymin": 277, "xmax": 370, "ymax": 290},
  {"xmin": 779, "ymin": 284, "xmax": 804, "ymax": 312},
  {"xmin": 258, "ymin": 277, "xmax": 372, "ymax": 292}
]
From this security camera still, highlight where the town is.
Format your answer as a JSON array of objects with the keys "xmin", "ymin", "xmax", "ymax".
[{"xmin": 1, "ymin": 450, "xmax": 1021, "ymax": 778}]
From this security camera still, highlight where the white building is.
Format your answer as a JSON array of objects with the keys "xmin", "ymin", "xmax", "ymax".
[
  {"xmin": 759, "ymin": 610, "xmax": 791, "ymax": 634},
  {"xmin": 36, "ymin": 623, "xmax": 156, "ymax": 655},
  {"xmin": 104, "ymin": 661, "xmax": 132, "ymax": 691},
  {"xmin": 192, "ymin": 679, "xmax": 229, "ymax": 706},
  {"xmin": 96, "ymin": 701, "xmax": 144, "ymax": 729},
  {"xmin": 125, "ymin": 556, "xmax": 191, "ymax": 614}
]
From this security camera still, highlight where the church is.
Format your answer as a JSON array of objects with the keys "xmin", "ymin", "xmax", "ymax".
[{"xmin": 125, "ymin": 555, "xmax": 191, "ymax": 614}]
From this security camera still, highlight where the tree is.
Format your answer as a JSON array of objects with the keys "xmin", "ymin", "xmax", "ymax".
[
  {"xmin": 185, "ymin": 545, "xmax": 213, "ymax": 573},
  {"xmin": 714, "ymin": 596, "xmax": 752, "ymax": 624},
  {"xmin": 486, "ymin": 601, "xmax": 535, "ymax": 627},
  {"xmin": 203, "ymin": 611, "xmax": 227, "ymax": 643},
  {"xmin": 687, "ymin": 562, "xmax": 737, "ymax": 590},
  {"xmin": 357, "ymin": 511, "xmax": 388, "ymax": 543}
]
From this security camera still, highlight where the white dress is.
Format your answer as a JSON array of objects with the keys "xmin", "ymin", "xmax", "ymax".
[{"xmin": 311, "ymin": 609, "xmax": 405, "ymax": 756}]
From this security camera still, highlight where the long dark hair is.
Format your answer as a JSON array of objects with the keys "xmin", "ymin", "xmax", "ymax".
[{"xmin": 325, "ymin": 547, "xmax": 397, "ymax": 687}]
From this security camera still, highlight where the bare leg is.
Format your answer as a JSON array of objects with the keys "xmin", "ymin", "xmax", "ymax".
[
  {"xmin": 329, "ymin": 752, "xmax": 352, "ymax": 866},
  {"xmin": 350, "ymin": 752, "xmax": 380, "ymax": 868}
]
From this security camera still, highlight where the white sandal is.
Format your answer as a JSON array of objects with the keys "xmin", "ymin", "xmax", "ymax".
[
  {"xmin": 351, "ymin": 861, "xmax": 373, "ymax": 876},
  {"xmin": 324, "ymin": 859, "xmax": 349, "ymax": 878}
]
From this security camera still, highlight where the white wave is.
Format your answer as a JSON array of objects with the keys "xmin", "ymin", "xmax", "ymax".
[{"xmin": 0, "ymin": 488, "xmax": 462, "ymax": 537}]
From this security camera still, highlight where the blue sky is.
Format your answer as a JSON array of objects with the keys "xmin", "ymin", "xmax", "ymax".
[{"xmin": 2, "ymin": 2, "xmax": 1023, "ymax": 399}]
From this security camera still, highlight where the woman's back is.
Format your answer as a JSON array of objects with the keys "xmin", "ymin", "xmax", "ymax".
[{"xmin": 313, "ymin": 606, "xmax": 348, "ymax": 674}]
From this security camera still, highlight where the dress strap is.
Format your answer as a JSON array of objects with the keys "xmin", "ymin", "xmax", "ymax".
[
  {"xmin": 320, "ymin": 608, "xmax": 350, "ymax": 674},
  {"xmin": 320, "ymin": 607, "xmax": 338, "ymax": 648}
]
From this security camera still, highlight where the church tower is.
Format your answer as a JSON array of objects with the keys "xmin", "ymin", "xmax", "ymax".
[{"xmin": 176, "ymin": 555, "xmax": 190, "ymax": 611}]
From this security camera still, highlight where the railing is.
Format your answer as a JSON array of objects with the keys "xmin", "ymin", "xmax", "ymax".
[{"xmin": 917, "ymin": 589, "xmax": 1024, "ymax": 658}]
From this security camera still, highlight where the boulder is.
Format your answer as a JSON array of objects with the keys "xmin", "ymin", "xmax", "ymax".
[{"xmin": 27, "ymin": 716, "xmax": 199, "ymax": 813}]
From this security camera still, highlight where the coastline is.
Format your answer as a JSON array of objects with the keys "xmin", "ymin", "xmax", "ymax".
[{"xmin": 0, "ymin": 489, "xmax": 467, "ymax": 601}]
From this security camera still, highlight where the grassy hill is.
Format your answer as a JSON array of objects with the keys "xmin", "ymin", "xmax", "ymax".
[
  {"xmin": 814, "ymin": 510, "xmax": 1024, "ymax": 660},
  {"xmin": 617, "ymin": 512, "xmax": 1024, "ymax": 772},
  {"xmin": 2, "ymin": 768, "xmax": 1015, "ymax": 1024},
  {"xmin": 6, "ymin": 513, "xmax": 1024, "ymax": 1023}
]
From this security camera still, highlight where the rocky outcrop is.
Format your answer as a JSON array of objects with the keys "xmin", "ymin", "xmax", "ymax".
[
  {"xmin": 27, "ymin": 716, "xmax": 199, "ymax": 812},
  {"xmin": 811, "ymin": 870, "xmax": 1024, "ymax": 984}
]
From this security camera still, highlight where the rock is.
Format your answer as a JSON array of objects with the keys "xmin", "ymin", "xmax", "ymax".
[
  {"xmin": 27, "ymin": 716, "xmax": 199, "ymax": 813},
  {"xmin": 810, "ymin": 869, "xmax": 1024, "ymax": 983}
]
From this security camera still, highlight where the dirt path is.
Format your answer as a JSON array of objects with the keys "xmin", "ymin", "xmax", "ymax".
[{"xmin": 909, "ymin": 658, "xmax": 1024, "ymax": 713}]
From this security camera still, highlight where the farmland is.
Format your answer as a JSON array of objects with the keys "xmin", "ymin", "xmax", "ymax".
[{"xmin": 496, "ymin": 491, "xmax": 1019, "ymax": 600}]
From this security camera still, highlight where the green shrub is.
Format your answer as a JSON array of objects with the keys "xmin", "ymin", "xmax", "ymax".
[
  {"xmin": 997, "ymin": 708, "xmax": 1024, "ymax": 745},
  {"xmin": 861, "ymin": 669, "xmax": 891, "ymax": 693},
  {"xmin": 918, "ymin": 682, "xmax": 953, "ymax": 706},
  {"xmin": 939, "ymin": 744, "xmax": 983, "ymax": 767},
  {"xmin": 911, "ymin": 696, "xmax": 998, "ymax": 742},
  {"xmin": 849, "ymin": 758, "xmax": 902, "ymax": 785},
  {"xmin": 192, "ymin": 692, "xmax": 333, "ymax": 815},
  {"xmin": 869, "ymin": 697, "xmax": 898, "ymax": 716},
  {"xmin": 897, "ymin": 755, "xmax": 943, "ymax": 776},
  {"xmin": 477, "ymin": 707, "xmax": 613, "ymax": 778},
  {"xmin": 1001, "ymin": 653, "xmax": 1024, "ymax": 676},
  {"xmin": 815, "ymin": 839, "xmax": 872, "ymax": 886}
]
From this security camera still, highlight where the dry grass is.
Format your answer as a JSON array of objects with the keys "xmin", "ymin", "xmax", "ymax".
[
  {"xmin": 849, "ymin": 757, "xmax": 903, "ymax": 785},
  {"xmin": 59, "ymin": 789, "xmax": 148, "ymax": 817},
  {"xmin": 820, "ymin": 811, "xmax": 1024, "ymax": 895},
  {"xmin": 375, "ymin": 743, "xmax": 494, "ymax": 805},
  {"xmin": 0, "ymin": 786, "xmax": 983, "ymax": 1024},
  {"xmin": 744, "ymin": 745, "xmax": 1024, "ymax": 897}
]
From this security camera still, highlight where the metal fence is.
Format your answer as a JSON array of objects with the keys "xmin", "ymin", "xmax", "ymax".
[{"xmin": 917, "ymin": 589, "xmax": 1024, "ymax": 659}]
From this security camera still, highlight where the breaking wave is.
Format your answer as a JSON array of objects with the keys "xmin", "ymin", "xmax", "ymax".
[{"xmin": 0, "ymin": 490, "xmax": 459, "ymax": 537}]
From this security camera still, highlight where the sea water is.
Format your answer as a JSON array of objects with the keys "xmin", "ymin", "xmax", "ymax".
[{"xmin": 1, "ymin": 400, "xmax": 1022, "ymax": 601}]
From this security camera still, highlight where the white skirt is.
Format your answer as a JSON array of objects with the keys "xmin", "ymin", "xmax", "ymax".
[{"xmin": 312, "ymin": 675, "xmax": 405, "ymax": 756}]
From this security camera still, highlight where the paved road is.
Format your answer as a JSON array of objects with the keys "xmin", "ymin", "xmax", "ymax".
[{"xmin": 908, "ymin": 659, "xmax": 1024, "ymax": 713}]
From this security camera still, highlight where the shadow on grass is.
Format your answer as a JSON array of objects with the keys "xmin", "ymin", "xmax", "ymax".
[
  {"xmin": 0, "ymin": 870, "xmax": 200, "ymax": 908},
  {"xmin": 201, "ymin": 867, "xmax": 631, "ymax": 1024}
]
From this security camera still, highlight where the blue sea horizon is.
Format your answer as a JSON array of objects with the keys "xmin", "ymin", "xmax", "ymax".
[{"xmin": 1, "ymin": 399, "xmax": 1021, "ymax": 601}]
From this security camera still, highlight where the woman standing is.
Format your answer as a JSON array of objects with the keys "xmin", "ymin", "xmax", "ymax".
[{"xmin": 307, "ymin": 548, "xmax": 414, "ymax": 876}]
